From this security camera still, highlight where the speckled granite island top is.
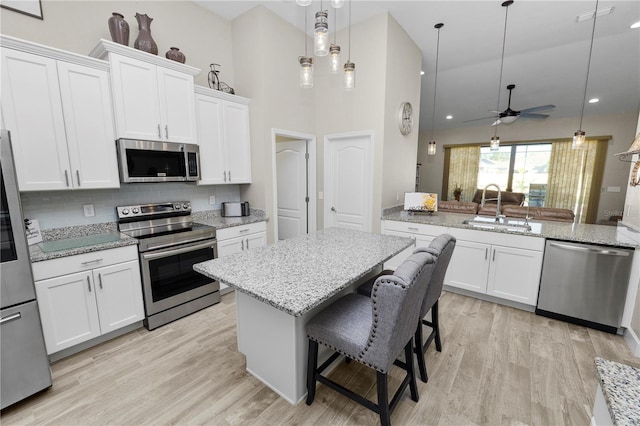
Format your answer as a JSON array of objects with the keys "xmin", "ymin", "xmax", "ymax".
[
  {"xmin": 382, "ymin": 206, "xmax": 639, "ymax": 248},
  {"xmin": 29, "ymin": 223, "xmax": 137, "ymax": 262},
  {"xmin": 193, "ymin": 228, "xmax": 414, "ymax": 317},
  {"xmin": 192, "ymin": 209, "xmax": 268, "ymax": 229},
  {"xmin": 594, "ymin": 357, "xmax": 640, "ymax": 425}
]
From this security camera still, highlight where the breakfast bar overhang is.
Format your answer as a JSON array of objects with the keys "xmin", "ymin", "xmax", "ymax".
[{"xmin": 194, "ymin": 228, "xmax": 414, "ymax": 404}]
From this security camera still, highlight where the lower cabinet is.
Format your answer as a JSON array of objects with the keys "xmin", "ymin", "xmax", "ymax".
[
  {"xmin": 33, "ymin": 246, "xmax": 144, "ymax": 355},
  {"xmin": 381, "ymin": 221, "xmax": 439, "ymax": 269},
  {"xmin": 216, "ymin": 221, "xmax": 267, "ymax": 293}
]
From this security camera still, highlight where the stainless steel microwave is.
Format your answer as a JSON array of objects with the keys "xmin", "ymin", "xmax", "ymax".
[{"xmin": 116, "ymin": 139, "xmax": 200, "ymax": 183}]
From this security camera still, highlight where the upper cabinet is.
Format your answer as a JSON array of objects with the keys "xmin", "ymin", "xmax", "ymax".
[
  {"xmin": 195, "ymin": 86, "xmax": 252, "ymax": 185},
  {"xmin": 90, "ymin": 40, "xmax": 199, "ymax": 144},
  {"xmin": 0, "ymin": 36, "xmax": 119, "ymax": 191}
]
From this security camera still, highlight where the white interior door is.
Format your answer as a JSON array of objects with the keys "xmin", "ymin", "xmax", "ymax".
[
  {"xmin": 276, "ymin": 140, "xmax": 308, "ymax": 240},
  {"xmin": 324, "ymin": 132, "xmax": 373, "ymax": 231}
]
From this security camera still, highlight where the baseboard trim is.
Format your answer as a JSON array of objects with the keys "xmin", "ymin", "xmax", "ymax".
[{"xmin": 624, "ymin": 327, "xmax": 640, "ymax": 357}]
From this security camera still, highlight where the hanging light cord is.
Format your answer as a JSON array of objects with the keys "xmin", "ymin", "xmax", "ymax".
[
  {"xmin": 494, "ymin": 1, "xmax": 511, "ymax": 138},
  {"xmin": 578, "ymin": 0, "xmax": 599, "ymax": 131},
  {"xmin": 347, "ymin": 0, "xmax": 352, "ymax": 61},
  {"xmin": 333, "ymin": 5, "xmax": 337, "ymax": 44},
  {"xmin": 304, "ymin": 7, "xmax": 308, "ymax": 56},
  {"xmin": 430, "ymin": 24, "xmax": 443, "ymax": 142}
]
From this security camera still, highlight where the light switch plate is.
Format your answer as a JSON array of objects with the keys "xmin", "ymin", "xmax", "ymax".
[
  {"xmin": 83, "ymin": 204, "xmax": 95, "ymax": 217},
  {"xmin": 209, "ymin": 196, "xmax": 216, "ymax": 205}
]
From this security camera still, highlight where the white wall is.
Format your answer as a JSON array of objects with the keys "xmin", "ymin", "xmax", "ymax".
[
  {"xmin": 417, "ymin": 111, "xmax": 638, "ymax": 223},
  {"xmin": 0, "ymin": 1, "xmax": 234, "ymax": 88},
  {"xmin": 628, "ymin": 111, "xmax": 640, "ymax": 349}
]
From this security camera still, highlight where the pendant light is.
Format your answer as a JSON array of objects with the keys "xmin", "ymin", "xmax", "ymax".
[
  {"xmin": 343, "ymin": 0, "xmax": 355, "ymax": 90},
  {"xmin": 427, "ymin": 23, "xmax": 444, "ymax": 156},
  {"xmin": 329, "ymin": 10, "xmax": 341, "ymax": 73},
  {"xmin": 331, "ymin": 0, "xmax": 344, "ymax": 8},
  {"xmin": 490, "ymin": 0, "xmax": 513, "ymax": 152},
  {"xmin": 314, "ymin": 1, "xmax": 329, "ymax": 56},
  {"xmin": 573, "ymin": 0, "xmax": 599, "ymax": 149},
  {"xmin": 299, "ymin": 7, "xmax": 313, "ymax": 88}
]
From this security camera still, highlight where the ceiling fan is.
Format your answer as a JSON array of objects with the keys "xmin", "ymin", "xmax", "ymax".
[{"xmin": 466, "ymin": 84, "xmax": 556, "ymax": 126}]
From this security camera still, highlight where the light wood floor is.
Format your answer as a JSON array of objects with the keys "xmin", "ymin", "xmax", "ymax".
[{"xmin": 2, "ymin": 291, "xmax": 639, "ymax": 425}]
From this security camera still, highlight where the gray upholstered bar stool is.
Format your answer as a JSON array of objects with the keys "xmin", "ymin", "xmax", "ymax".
[
  {"xmin": 305, "ymin": 251, "xmax": 436, "ymax": 426},
  {"xmin": 357, "ymin": 234, "xmax": 456, "ymax": 383}
]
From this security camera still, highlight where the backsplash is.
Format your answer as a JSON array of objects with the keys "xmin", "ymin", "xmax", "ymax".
[{"xmin": 20, "ymin": 183, "xmax": 241, "ymax": 230}]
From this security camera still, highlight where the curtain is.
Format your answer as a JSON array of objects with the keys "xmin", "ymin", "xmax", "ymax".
[
  {"xmin": 448, "ymin": 146, "xmax": 480, "ymax": 202},
  {"xmin": 546, "ymin": 139, "xmax": 599, "ymax": 222}
]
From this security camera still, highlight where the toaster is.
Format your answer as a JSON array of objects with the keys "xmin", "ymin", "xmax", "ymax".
[{"xmin": 221, "ymin": 201, "xmax": 250, "ymax": 217}]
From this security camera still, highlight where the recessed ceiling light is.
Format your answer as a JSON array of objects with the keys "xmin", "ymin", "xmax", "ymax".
[
  {"xmin": 589, "ymin": 98, "xmax": 599, "ymax": 103},
  {"xmin": 631, "ymin": 21, "xmax": 640, "ymax": 29},
  {"xmin": 420, "ymin": 71, "xmax": 425, "ymax": 76},
  {"xmin": 446, "ymin": 115, "xmax": 453, "ymax": 120}
]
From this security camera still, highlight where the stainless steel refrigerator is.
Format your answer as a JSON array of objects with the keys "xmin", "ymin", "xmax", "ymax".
[{"xmin": 1, "ymin": 130, "xmax": 52, "ymax": 409}]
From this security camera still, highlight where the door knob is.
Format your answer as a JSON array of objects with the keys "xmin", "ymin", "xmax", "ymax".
[{"xmin": 330, "ymin": 207, "xmax": 336, "ymax": 212}]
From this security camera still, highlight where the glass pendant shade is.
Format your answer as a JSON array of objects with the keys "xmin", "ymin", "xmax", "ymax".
[
  {"xmin": 344, "ymin": 61, "xmax": 355, "ymax": 90},
  {"xmin": 490, "ymin": 136, "xmax": 500, "ymax": 151},
  {"xmin": 331, "ymin": 0, "xmax": 344, "ymax": 8},
  {"xmin": 572, "ymin": 130, "xmax": 586, "ymax": 149},
  {"xmin": 296, "ymin": 0, "xmax": 312, "ymax": 6},
  {"xmin": 329, "ymin": 44, "xmax": 341, "ymax": 73},
  {"xmin": 299, "ymin": 56, "xmax": 314, "ymax": 88},
  {"xmin": 314, "ymin": 11, "xmax": 329, "ymax": 56},
  {"xmin": 427, "ymin": 141, "xmax": 437, "ymax": 156}
]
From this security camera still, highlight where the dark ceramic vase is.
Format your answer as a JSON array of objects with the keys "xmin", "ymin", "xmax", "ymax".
[
  {"xmin": 108, "ymin": 13, "xmax": 129, "ymax": 46},
  {"xmin": 133, "ymin": 13, "xmax": 158, "ymax": 55},
  {"xmin": 165, "ymin": 47, "xmax": 186, "ymax": 64}
]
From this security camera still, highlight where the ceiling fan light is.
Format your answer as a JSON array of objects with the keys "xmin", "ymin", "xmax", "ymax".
[
  {"xmin": 490, "ymin": 136, "xmax": 500, "ymax": 151},
  {"xmin": 500, "ymin": 115, "xmax": 517, "ymax": 124},
  {"xmin": 296, "ymin": 0, "xmax": 312, "ymax": 6},
  {"xmin": 331, "ymin": 0, "xmax": 345, "ymax": 8},
  {"xmin": 427, "ymin": 141, "xmax": 437, "ymax": 156},
  {"xmin": 572, "ymin": 130, "xmax": 586, "ymax": 149}
]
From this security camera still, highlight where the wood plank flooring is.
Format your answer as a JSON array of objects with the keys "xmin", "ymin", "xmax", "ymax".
[{"xmin": 2, "ymin": 291, "xmax": 638, "ymax": 425}]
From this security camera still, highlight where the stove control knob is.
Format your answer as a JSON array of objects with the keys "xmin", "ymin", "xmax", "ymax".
[
  {"xmin": 121, "ymin": 208, "xmax": 129, "ymax": 215},
  {"xmin": 183, "ymin": 203, "xmax": 189, "ymax": 210},
  {"xmin": 174, "ymin": 203, "xmax": 181, "ymax": 210},
  {"xmin": 132, "ymin": 208, "xmax": 139, "ymax": 214}
]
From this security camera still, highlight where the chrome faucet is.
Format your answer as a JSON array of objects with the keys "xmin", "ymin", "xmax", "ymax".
[{"xmin": 481, "ymin": 183, "xmax": 504, "ymax": 222}]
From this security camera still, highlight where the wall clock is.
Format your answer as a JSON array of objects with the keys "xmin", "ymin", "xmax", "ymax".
[{"xmin": 398, "ymin": 102, "xmax": 413, "ymax": 136}]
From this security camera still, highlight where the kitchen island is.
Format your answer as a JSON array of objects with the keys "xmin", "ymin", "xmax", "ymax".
[{"xmin": 193, "ymin": 228, "xmax": 414, "ymax": 404}]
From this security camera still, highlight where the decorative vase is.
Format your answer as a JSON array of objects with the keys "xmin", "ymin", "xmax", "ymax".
[
  {"xmin": 165, "ymin": 47, "xmax": 186, "ymax": 64},
  {"xmin": 108, "ymin": 13, "xmax": 129, "ymax": 46},
  {"xmin": 455, "ymin": 194, "xmax": 461, "ymax": 202},
  {"xmin": 133, "ymin": 13, "xmax": 158, "ymax": 55}
]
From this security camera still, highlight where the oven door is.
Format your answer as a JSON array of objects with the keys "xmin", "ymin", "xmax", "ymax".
[{"xmin": 140, "ymin": 238, "xmax": 218, "ymax": 316}]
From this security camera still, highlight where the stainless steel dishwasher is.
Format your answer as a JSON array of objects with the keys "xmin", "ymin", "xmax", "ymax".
[{"xmin": 536, "ymin": 239, "xmax": 634, "ymax": 333}]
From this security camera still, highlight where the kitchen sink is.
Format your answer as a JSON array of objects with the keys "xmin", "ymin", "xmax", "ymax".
[{"xmin": 462, "ymin": 216, "xmax": 532, "ymax": 232}]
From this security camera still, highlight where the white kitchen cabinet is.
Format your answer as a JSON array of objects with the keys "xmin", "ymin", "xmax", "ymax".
[
  {"xmin": 0, "ymin": 37, "xmax": 119, "ymax": 191},
  {"xmin": 195, "ymin": 86, "xmax": 252, "ymax": 185},
  {"xmin": 33, "ymin": 246, "xmax": 144, "ymax": 355},
  {"xmin": 487, "ymin": 245, "xmax": 543, "ymax": 304},
  {"xmin": 380, "ymin": 220, "xmax": 439, "ymax": 269},
  {"xmin": 90, "ymin": 40, "xmax": 199, "ymax": 144},
  {"xmin": 445, "ymin": 240, "xmax": 491, "ymax": 293},
  {"xmin": 216, "ymin": 222, "xmax": 267, "ymax": 293}
]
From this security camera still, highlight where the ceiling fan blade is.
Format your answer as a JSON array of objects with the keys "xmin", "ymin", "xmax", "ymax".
[
  {"xmin": 463, "ymin": 115, "xmax": 498, "ymax": 123},
  {"xmin": 519, "ymin": 113, "xmax": 550, "ymax": 119},
  {"xmin": 520, "ymin": 104, "xmax": 555, "ymax": 113},
  {"xmin": 491, "ymin": 119, "xmax": 502, "ymax": 126}
]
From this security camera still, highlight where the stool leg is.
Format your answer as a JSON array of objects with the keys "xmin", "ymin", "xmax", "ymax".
[
  {"xmin": 405, "ymin": 340, "xmax": 419, "ymax": 402},
  {"xmin": 376, "ymin": 371, "xmax": 391, "ymax": 426},
  {"xmin": 306, "ymin": 340, "xmax": 318, "ymax": 405},
  {"xmin": 433, "ymin": 300, "xmax": 442, "ymax": 352},
  {"xmin": 414, "ymin": 322, "xmax": 428, "ymax": 383}
]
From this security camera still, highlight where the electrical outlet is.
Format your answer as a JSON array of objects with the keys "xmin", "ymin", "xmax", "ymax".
[
  {"xmin": 209, "ymin": 196, "xmax": 216, "ymax": 205},
  {"xmin": 83, "ymin": 204, "xmax": 95, "ymax": 217},
  {"xmin": 318, "ymin": 192, "xmax": 324, "ymax": 200}
]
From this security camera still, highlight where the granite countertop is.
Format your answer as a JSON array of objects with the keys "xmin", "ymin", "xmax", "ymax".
[
  {"xmin": 193, "ymin": 228, "xmax": 414, "ymax": 317},
  {"xmin": 29, "ymin": 223, "xmax": 137, "ymax": 262},
  {"xmin": 382, "ymin": 206, "xmax": 639, "ymax": 248},
  {"xmin": 192, "ymin": 208, "xmax": 268, "ymax": 229},
  {"xmin": 594, "ymin": 357, "xmax": 640, "ymax": 425}
]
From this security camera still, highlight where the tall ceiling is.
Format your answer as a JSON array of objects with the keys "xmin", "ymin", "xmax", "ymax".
[{"xmin": 195, "ymin": 1, "xmax": 640, "ymax": 133}]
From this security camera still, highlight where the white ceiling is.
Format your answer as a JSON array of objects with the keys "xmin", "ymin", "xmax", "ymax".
[{"xmin": 195, "ymin": 0, "xmax": 640, "ymax": 132}]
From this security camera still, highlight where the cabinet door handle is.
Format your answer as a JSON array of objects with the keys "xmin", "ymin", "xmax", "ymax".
[
  {"xmin": 98, "ymin": 273, "xmax": 103, "ymax": 290},
  {"xmin": 0, "ymin": 312, "xmax": 21, "ymax": 325},
  {"xmin": 165, "ymin": 125, "xmax": 169, "ymax": 139},
  {"xmin": 239, "ymin": 228, "xmax": 249, "ymax": 233},
  {"xmin": 408, "ymin": 227, "xmax": 419, "ymax": 231},
  {"xmin": 81, "ymin": 258, "xmax": 103, "ymax": 266},
  {"xmin": 76, "ymin": 170, "xmax": 81, "ymax": 186},
  {"xmin": 241, "ymin": 239, "xmax": 244, "ymax": 250},
  {"xmin": 157, "ymin": 124, "xmax": 162, "ymax": 138},
  {"xmin": 64, "ymin": 170, "xmax": 70, "ymax": 187},
  {"xmin": 223, "ymin": 171, "xmax": 227, "ymax": 182},
  {"xmin": 485, "ymin": 248, "xmax": 488, "ymax": 260},
  {"xmin": 246, "ymin": 238, "xmax": 249, "ymax": 249},
  {"xmin": 87, "ymin": 276, "xmax": 92, "ymax": 292},
  {"xmin": 492, "ymin": 249, "xmax": 496, "ymax": 262},
  {"xmin": 228, "ymin": 170, "xmax": 231, "ymax": 181}
]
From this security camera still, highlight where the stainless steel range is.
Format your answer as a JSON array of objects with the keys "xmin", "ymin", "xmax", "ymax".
[{"xmin": 117, "ymin": 201, "xmax": 219, "ymax": 330}]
